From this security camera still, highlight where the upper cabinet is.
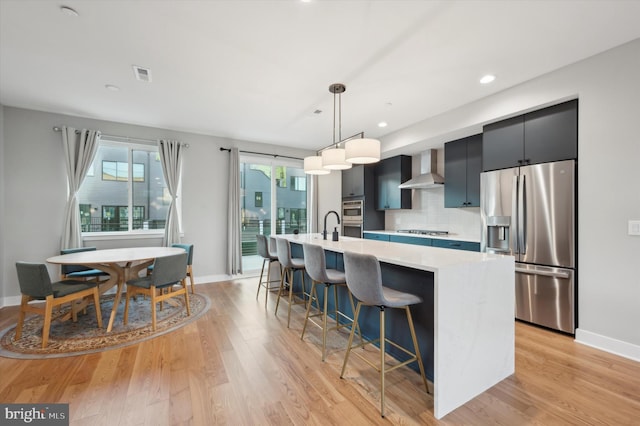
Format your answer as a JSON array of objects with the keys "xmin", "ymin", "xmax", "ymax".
[
  {"xmin": 444, "ymin": 134, "xmax": 482, "ymax": 208},
  {"xmin": 342, "ymin": 164, "xmax": 365, "ymax": 198},
  {"xmin": 375, "ymin": 155, "xmax": 412, "ymax": 210},
  {"xmin": 482, "ymin": 99, "xmax": 578, "ymax": 171}
]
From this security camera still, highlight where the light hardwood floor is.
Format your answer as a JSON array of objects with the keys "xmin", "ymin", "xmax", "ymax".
[{"xmin": 1, "ymin": 277, "xmax": 639, "ymax": 425}]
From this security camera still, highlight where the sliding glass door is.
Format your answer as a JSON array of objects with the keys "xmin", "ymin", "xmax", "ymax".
[{"xmin": 240, "ymin": 155, "xmax": 308, "ymax": 270}]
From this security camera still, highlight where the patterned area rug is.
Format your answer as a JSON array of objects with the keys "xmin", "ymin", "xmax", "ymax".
[{"xmin": 0, "ymin": 292, "xmax": 210, "ymax": 359}]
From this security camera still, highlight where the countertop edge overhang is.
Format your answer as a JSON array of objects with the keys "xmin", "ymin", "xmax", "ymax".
[{"xmin": 276, "ymin": 233, "xmax": 506, "ymax": 273}]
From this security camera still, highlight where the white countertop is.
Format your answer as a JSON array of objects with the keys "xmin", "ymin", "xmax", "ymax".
[
  {"xmin": 278, "ymin": 233, "xmax": 505, "ymax": 273},
  {"xmin": 363, "ymin": 230, "xmax": 481, "ymax": 243}
]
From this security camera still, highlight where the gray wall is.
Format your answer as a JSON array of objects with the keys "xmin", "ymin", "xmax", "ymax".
[
  {"xmin": 0, "ymin": 107, "xmax": 312, "ymax": 303},
  {"xmin": 381, "ymin": 39, "xmax": 640, "ymax": 359}
]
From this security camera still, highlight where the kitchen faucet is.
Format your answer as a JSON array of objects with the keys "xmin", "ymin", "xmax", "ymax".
[{"xmin": 323, "ymin": 210, "xmax": 341, "ymax": 241}]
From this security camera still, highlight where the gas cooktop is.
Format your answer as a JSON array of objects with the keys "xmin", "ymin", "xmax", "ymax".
[{"xmin": 396, "ymin": 229, "xmax": 449, "ymax": 236}]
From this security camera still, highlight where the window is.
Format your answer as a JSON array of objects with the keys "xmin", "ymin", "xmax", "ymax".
[
  {"xmin": 290, "ymin": 176, "xmax": 306, "ymax": 191},
  {"xmin": 239, "ymin": 155, "xmax": 308, "ymax": 266},
  {"xmin": 102, "ymin": 161, "xmax": 145, "ymax": 182},
  {"xmin": 78, "ymin": 138, "xmax": 172, "ymax": 233}
]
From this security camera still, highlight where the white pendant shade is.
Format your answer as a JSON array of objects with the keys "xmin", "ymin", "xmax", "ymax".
[
  {"xmin": 322, "ymin": 148, "xmax": 352, "ymax": 170},
  {"xmin": 345, "ymin": 138, "xmax": 381, "ymax": 164},
  {"xmin": 304, "ymin": 155, "xmax": 330, "ymax": 175}
]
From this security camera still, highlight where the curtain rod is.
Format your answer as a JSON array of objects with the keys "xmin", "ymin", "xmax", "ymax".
[
  {"xmin": 52, "ymin": 126, "xmax": 189, "ymax": 148},
  {"xmin": 219, "ymin": 147, "xmax": 303, "ymax": 161}
]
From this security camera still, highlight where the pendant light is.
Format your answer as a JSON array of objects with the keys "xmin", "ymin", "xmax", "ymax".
[
  {"xmin": 345, "ymin": 137, "xmax": 380, "ymax": 164},
  {"xmin": 303, "ymin": 155, "xmax": 330, "ymax": 175},
  {"xmin": 321, "ymin": 83, "xmax": 352, "ymax": 170},
  {"xmin": 303, "ymin": 83, "xmax": 381, "ymax": 174}
]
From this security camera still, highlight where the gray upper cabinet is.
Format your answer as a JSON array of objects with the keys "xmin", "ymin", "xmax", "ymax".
[
  {"xmin": 444, "ymin": 134, "xmax": 482, "ymax": 208},
  {"xmin": 483, "ymin": 99, "xmax": 577, "ymax": 171},
  {"xmin": 375, "ymin": 155, "xmax": 412, "ymax": 210},
  {"xmin": 342, "ymin": 164, "xmax": 365, "ymax": 198}
]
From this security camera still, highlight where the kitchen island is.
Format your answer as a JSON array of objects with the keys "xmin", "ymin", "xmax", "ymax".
[{"xmin": 277, "ymin": 233, "xmax": 514, "ymax": 419}]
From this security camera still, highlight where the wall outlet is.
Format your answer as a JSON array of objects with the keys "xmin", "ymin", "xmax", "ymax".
[{"xmin": 629, "ymin": 220, "xmax": 640, "ymax": 236}]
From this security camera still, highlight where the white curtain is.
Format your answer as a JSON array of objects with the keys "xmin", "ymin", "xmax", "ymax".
[
  {"xmin": 308, "ymin": 175, "xmax": 319, "ymax": 233},
  {"xmin": 61, "ymin": 126, "xmax": 100, "ymax": 249},
  {"xmin": 227, "ymin": 147, "xmax": 242, "ymax": 275},
  {"xmin": 158, "ymin": 139, "xmax": 183, "ymax": 246}
]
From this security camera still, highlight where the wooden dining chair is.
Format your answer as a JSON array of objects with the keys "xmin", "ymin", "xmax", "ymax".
[
  {"xmin": 59, "ymin": 247, "xmax": 109, "ymax": 281},
  {"xmin": 147, "ymin": 244, "xmax": 196, "ymax": 293},
  {"xmin": 124, "ymin": 252, "xmax": 190, "ymax": 331},
  {"xmin": 15, "ymin": 262, "xmax": 103, "ymax": 348}
]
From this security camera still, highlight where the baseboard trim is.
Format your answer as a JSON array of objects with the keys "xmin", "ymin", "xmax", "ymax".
[
  {"xmin": 575, "ymin": 328, "xmax": 640, "ymax": 362},
  {"xmin": 0, "ymin": 295, "xmax": 22, "ymax": 309}
]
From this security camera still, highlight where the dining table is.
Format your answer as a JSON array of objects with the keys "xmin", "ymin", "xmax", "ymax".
[{"xmin": 47, "ymin": 246, "xmax": 185, "ymax": 332}]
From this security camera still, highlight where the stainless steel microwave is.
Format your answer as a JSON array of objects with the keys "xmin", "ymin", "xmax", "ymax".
[{"xmin": 342, "ymin": 199, "xmax": 363, "ymax": 222}]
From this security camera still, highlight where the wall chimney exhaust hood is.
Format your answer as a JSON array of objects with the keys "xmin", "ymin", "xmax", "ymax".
[{"xmin": 398, "ymin": 149, "xmax": 444, "ymax": 189}]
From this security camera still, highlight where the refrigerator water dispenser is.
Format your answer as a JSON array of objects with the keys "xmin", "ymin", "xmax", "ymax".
[{"xmin": 486, "ymin": 216, "xmax": 511, "ymax": 252}]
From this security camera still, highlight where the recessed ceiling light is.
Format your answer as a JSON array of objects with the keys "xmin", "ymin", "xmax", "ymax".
[
  {"xmin": 105, "ymin": 84, "xmax": 120, "ymax": 91},
  {"xmin": 60, "ymin": 6, "xmax": 79, "ymax": 17},
  {"xmin": 378, "ymin": 121, "xmax": 388, "ymax": 128},
  {"xmin": 480, "ymin": 74, "xmax": 496, "ymax": 84}
]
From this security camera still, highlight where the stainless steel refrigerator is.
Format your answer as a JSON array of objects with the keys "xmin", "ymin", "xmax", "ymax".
[{"xmin": 480, "ymin": 159, "xmax": 576, "ymax": 333}]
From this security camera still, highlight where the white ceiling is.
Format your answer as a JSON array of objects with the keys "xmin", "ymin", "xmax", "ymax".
[{"xmin": 1, "ymin": 0, "xmax": 640, "ymax": 151}]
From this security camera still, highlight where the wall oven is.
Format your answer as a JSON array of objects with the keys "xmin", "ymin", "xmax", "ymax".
[{"xmin": 342, "ymin": 199, "xmax": 364, "ymax": 238}]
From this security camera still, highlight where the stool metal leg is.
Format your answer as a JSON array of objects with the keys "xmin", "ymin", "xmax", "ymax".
[
  {"xmin": 380, "ymin": 307, "xmax": 386, "ymax": 417},
  {"xmin": 274, "ymin": 266, "xmax": 287, "ymax": 316},
  {"xmin": 406, "ymin": 306, "xmax": 430, "ymax": 394},
  {"xmin": 256, "ymin": 258, "xmax": 268, "ymax": 299},
  {"xmin": 340, "ymin": 302, "xmax": 362, "ymax": 378},
  {"xmin": 301, "ymin": 280, "xmax": 320, "ymax": 339}
]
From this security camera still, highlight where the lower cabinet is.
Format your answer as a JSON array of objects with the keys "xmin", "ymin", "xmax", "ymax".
[
  {"xmin": 364, "ymin": 233, "xmax": 480, "ymax": 252},
  {"xmin": 431, "ymin": 239, "xmax": 480, "ymax": 252},
  {"xmin": 363, "ymin": 232, "xmax": 390, "ymax": 241},
  {"xmin": 389, "ymin": 235, "xmax": 432, "ymax": 246}
]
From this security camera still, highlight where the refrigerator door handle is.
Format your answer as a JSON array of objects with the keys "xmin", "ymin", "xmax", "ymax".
[
  {"xmin": 518, "ymin": 174, "xmax": 526, "ymax": 255},
  {"xmin": 515, "ymin": 266, "xmax": 570, "ymax": 279},
  {"xmin": 512, "ymin": 175, "xmax": 519, "ymax": 254}
]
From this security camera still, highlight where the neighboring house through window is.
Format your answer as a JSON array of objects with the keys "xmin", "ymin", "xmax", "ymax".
[{"xmin": 78, "ymin": 137, "xmax": 174, "ymax": 233}]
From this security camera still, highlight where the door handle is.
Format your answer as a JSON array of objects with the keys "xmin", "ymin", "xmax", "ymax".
[
  {"xmin": 515, "ymin": 267, "xmax": 570, "ymax": 279},
  {"xmin": 519, "ymin": 174, "xmax": 526, "ymax": 255},
  {"xmin": 512, "ymin": 175, "xmax": 519, "ymax": 254}
]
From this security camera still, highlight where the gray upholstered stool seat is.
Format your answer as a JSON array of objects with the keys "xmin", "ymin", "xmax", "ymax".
[
  {"xmin": 274, "ymin": 237, "xmax": 308, "ymax": 328},
  {"xmin": 301, "ymin": 243, "xmax": 362, "ymax": 361},
  {"xmin": 341, "ymin": 250, "xmax": 430, "ymax": 418},
  {"xmin": 255, "ymin": 234, "xmax": 281, "ymax": 307}
]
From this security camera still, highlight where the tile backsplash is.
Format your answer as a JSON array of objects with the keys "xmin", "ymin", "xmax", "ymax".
[{"xmin": 384, "ymin": 186, "xmax": 481, "ymax": 240}]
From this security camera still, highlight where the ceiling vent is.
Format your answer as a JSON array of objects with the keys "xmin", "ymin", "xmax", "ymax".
[{"xmin": 132, "ymin": 65, "xmax": 152, "ymax": 82}]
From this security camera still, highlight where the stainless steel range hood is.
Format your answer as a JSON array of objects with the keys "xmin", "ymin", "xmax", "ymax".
[{"xmin": 398, "ymin": 149, "xmax": 444, "ymax": 189}]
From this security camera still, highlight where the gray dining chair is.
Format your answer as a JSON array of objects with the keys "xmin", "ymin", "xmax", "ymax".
[
  {"xmin": 60, "ymin": 247, "xmax": 109, "ymax": 281},
  {"xmin": 15, "ymin": 262, "xmax": 103, "ymax": 348},
  {"xmin": 124, "ymin": 252, "xmax": 190, "ymax": 331},
  {"xmin": 147, "ymin": 243, "xmax": 196, "ymax": 294},
  {"xmin": 340, "ymin": 251, "xmax": 430, "ymax": 418}
]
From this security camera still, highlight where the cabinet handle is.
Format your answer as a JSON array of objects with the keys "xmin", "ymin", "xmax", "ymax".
[{"xmin": 525, "ymin": 158, "xmax": 531, "ymax": 164}]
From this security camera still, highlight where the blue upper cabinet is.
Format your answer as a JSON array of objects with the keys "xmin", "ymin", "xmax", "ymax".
[
  {"xmin": 444, "ymin": 134, "xmax": 482, "ymax": 208},
  {"xmin": 483, "ymin": 99, "xmax": 578, "ymax": 172},
  {"xmin": 375, "ymin": 155, "xmax": 412, "ymax": 210}
]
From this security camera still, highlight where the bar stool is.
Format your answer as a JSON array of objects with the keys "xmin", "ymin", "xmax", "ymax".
[
  {"xmin": 255, "ymin": 235, "xmax": 281, "ymax": 307},
  {"xmin": 340, "ymin": 251, "xmax": 430, "ymax": 418},
  {"xmin": 301, "ymin": 243, "xmax": 362, "ymax": 361},
  {"xmin": 274, "ymin": 237, "xmax": 307, "ymax": 328}
]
